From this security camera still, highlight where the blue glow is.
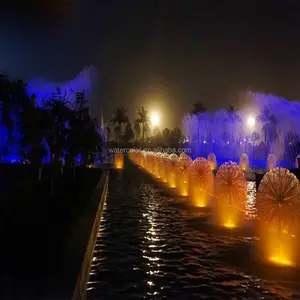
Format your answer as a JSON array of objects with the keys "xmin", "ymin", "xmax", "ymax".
[
  {"xmin": 183, "ymin": 91, "xmax": 300, "ymax": 169},
  {"xmin": 0, "ymin": 66, "xmax": 99, "ymax": 164}
]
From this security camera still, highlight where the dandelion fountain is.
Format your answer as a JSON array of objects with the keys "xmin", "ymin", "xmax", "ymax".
[
  {"xmin": 215, "ymin": 162, "xmax": 247, "ymax": 228},
  {"xmin": 166, "ymin": 154, "xmax": 179, "ymax": 188},
  {"xmin": 189, "ymin": 157, "xmax": 214, "ymax": 207},
  {"xmin": 256, "ymin": 167, "xmax": 300, "ymax": 267},
  {"xmin": 175, "ymin": 153, "xmax": 193, "ymax": 196}
]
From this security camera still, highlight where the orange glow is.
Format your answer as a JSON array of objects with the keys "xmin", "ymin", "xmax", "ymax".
[
  {"xmin": 166, "ymin": 154, "xmax": 179, "ymax": 188},
  {"xmin": 224, "ymin": 221, "xmax": 236, "ymax": 229},
  {"xmin": 189, "ymin": 158, "xmax": 214, "ymax": 207},
  {"xmin": 207, "ymin": 153, "xmax": 217, "ymax": 171},
  {"xmin": 240, "ymin": 153, "xmax": 249, "ymax": 171},
  {"xmin": 179, "ymin": 170, "xmax": 190, "ymax": 196},
  {"xmin": 114, "ymin": 153, "xmax": 124, "ymax": 169},
  {"xmin": 215, "ymin": 162, "xmax": 247, "ymax": 228},
  {"xmin": 259, "ymin": 226, "xmax": 297, "ymax": 267},
  {"xmin": 269, "ymin": 256, "xmax": 293, "ymax": 267}
]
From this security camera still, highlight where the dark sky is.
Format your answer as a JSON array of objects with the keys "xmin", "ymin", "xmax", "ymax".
[{"xmin": 1, "ymin": 0, "xmax": 300, "ymax": 127}]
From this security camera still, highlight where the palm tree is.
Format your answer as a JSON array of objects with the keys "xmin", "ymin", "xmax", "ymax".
[
  {"xmin": 134, "ymin": 120, "xmax": 141, "ymax": 143},
  {"xmin": 136, "ymin": 106, "xmax": 150, "ymax": 142},
  {"xmin": 226, "ymin": 105, "xmax": 241, "ymax": 142},
  {"xmin": 191, "ymin": 102, "xmax": 207, "ymax": 115},
  {"xmin": 257, "ymin": 105, "xmax": 277, "ymax": 150},
  {"xmin": 111, "ymin": 108, "xmax": 128, "ymax": 145}
]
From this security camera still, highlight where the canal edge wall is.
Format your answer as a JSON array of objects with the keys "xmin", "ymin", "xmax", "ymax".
[
  {"xmin": 44, "ymin": 170, "xmax": 109, "ymax": 299},
  {"xmin": 72, "ymin": 170, "xmax": 109, "ymax": 300}
]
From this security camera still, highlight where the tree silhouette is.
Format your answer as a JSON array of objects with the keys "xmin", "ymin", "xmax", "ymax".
[
  {"xmin": 191, "ymin": 102, "xmax": 207, "ymax": 115},
  {"xmin": 134, "ymin": 120, "xmax": 141, "ymax": 143},
  {"xmin": 123, "ymin": 122, "xmax": 134, "ymax": 143},
  {"xmin": 136, "ymin": 106, "xmax": 150, "ymax": 142},
  {"xmin": 111, "ymin": 108, "xmax": 128, "ymax": 145}
]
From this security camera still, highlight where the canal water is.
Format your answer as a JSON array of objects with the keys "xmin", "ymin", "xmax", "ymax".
[{"xmin": 87, "ymin": 160, "xmax": 300, "ymax": 299}]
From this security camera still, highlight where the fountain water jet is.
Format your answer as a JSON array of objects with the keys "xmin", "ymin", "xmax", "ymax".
[
  {"xmin": 175, "ymin": 153, "xmax": 193, "ymax": 196},
  {"xmin": 256, "ymin": 167, "xmax": 300, "ymax": 266},
  {"xmin": 182, "ymin": 91, "xmax": 300, "ymax": 168},
  {"xmin": 215, "ymin": 162, "xmax": 247, "ymax": 228},
  {"xmin": 207, "ymin": 153, "xmax": 217, "ymax": 171},
  {"xmin": 267, "ymin": 153, "xmax": 276, "ymax": 170},
  {"xmin": 166, "ymin": 154, "xmax": 179, "ymax": 188},
  {"xmin": 240, "ymin": 153, "xmax": 249, "ymax": 171},
  {"xmin": 114, "ymin": 153, "xmax": 124, "ymax": 169},
  {"xmin": 189, "ymin": 158, "xmax": 214, "ymax": 207}
]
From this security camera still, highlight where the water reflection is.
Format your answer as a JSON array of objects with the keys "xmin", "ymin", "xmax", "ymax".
[
  {"xmin": 87, "ymin": 165, "xmax": 300, "ymax": 299},
  {"xmin": 143, "ymin": 194, "xmax": 162, "ymax": 296},
  {"xmin": 245, "ymin": 181, "xmax": 258, "ymax": 220}
]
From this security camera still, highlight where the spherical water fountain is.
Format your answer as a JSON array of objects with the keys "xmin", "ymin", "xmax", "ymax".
[
  {"xmin": 166, "ymin": 154, "xmax": 179, "ymax": 188},
  {"xmin": 207, "ymin": 153, "xmax": 217, "ymax": 171},
  {"xmin": 175, "ymin": 153, "xmax": 193, "ymax": 196},
  {"xmin": 256, "ymin": 167, "xmax": 300, "ymax": 266},
  {"xmin": 159, "ymin": 153, "xmax": 169, "ymax": 183},
  {"xmin": 267, "ymin": 153, "xmax": 276, "ymax": 170},
  {"xmin": 215, "ymin": 162, "xmax": 247, "ymax": 228},
  {"xmin": 189, "ymin": 158, "xmax": 214, "ymax": 207},
  {"xmin": 240, "ymin": 153, "xmax": 249, "ymax": 171}
]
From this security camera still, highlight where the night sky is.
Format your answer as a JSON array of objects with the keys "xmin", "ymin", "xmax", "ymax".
[{"xmin": 1, "ymin": 0, "xmax": 300, "ymax": 127}]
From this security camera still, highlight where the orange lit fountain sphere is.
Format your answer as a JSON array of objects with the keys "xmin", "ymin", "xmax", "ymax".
[
  {"xmin": 175, "ymin": 153, "xmax": 193, "ymax": 196},
  {"xmin": 114, "ymin": 153, "xmax": 124, "ymax": 169},
  {"xmin": 239, "ymin": 153, "xmax": 249, "ymax": 171},
  {"xmin": 267, "ymin": 153, "xmax": 276, "ymax": 170},
  {"xmin": 166, "ymin": 154, "xmax": 179, "ymax": 188},
  {"xmin": 153, "ymin": 153, "xmax": 162, "ymax": 178},
  {"xmin": 256, "ymin": 167, "xmax": 300, "ymax": 266},
  {"xmin": 207, "ymin": 153, "xmax": 217, "ymax": 171},
  {"xmin": 159, "ymin": 153, "xmax": 169, "ymax": 182},
  {"xmin": 215, "ymin": 161, "xmax": 247, "ymax": 228},
  {"xmin": 189, "ymin": 158, "xmax": 214, "ymax": 207}
]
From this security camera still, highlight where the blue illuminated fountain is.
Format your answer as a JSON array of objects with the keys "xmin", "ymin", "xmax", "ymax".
[{"xmin": 182, "ymin": 91, "xmax": 300, "ymax": 169}]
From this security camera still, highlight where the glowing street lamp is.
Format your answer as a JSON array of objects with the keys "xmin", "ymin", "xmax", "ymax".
[
  {"xmin": 247, "ymin": 116, "xmax": 256, "ymax": 128},
  {"xmin": 150, "ymin": 112, "xmax": 160, "ymax": 126}
]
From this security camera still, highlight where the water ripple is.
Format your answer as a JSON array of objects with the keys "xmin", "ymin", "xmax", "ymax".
[{"xmin": 87, "ymin": 161, "xmax": 300, "ymax": 300}]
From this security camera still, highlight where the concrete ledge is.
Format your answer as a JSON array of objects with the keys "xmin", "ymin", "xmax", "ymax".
[{"xmin": 45, "ymin": 170, "xmax": 109, "ymax": 299}]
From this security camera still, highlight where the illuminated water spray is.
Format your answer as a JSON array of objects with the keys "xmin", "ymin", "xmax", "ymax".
[
  {"xmin": 267, "ymin": 153, "xmax": 276, "ymax": 170},
  {"xmin": 114, "ymin": 153, "xmax": 124, "ymax": 169},
  {"xmin": 175, "ymin": 153, "xmax": 193, "ymax": 196},
  {"xmin": 166, "ymin": 154, "xmax": 179, "ymax": 188},
  {"xmin": 207, "ymin": 153, "xmax": 217, "ymax": 171},
  {"xmin": 189, "ymin": 158, "xmax": 214, "ymax": 207},
  {"xmin": 256, "ymin": 167, "xmax": 300, "ymax": 266},
  {"xmin": 240, "ymin": 153, "xmax": 249, "ymax": 171},
  {"xmin": 215, "ymin": 162, "xmax": 247, "ymax": 228}
]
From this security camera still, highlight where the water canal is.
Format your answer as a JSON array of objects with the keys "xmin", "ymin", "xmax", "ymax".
[{"xmin": 87, "ymin": 159, "xmax": 300, "ymax": 299}]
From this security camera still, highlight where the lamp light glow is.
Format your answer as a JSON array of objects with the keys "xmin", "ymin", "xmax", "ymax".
[
  {"xmin": 150, "ymin": 112, "xmax": 160, "ymax": 126},
  {"xmin": 247, "ymin": 116, "xmax": 256, "ymax": 128}
]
